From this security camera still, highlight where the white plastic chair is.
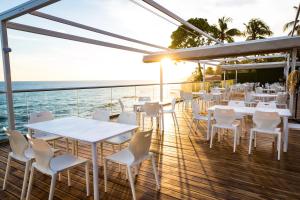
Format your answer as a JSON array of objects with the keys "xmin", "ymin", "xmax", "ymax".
[
  {"xmin": 275, "ymin": 92, "xmax": 288, "ymax": 108},
  {"xmin": 138, "ymin": 96, "xmax": 151, "ymax": 102},
  {"xmin": 28, "ymin": 111, "xmax": 62, "ymax": 146},
  {"xmin": 255, "ymin": 87, "xmax": 263, "ymax": 94},
  {"xmin": 182, "ymin": 92, "xmax": 193, "ymax": 110},
  {"xmin": 119, "ymin": 99, "xmax": 125, "ymax": 112},
  {"xmin": 3, "ymin": 130, "xmax": 34, "ymax": 200},
  {"xmin": 210, "ymin": 108, "xmax": 241, "ymax": 152},
  {"xmin": 103, "ymin": 129, "xmax": 160, "ymax": 200},
  {"xmin": 244, "ymin": 92, "xmax": 255, "ymax": 107},
  {"xmin": 101, "ymin": 112, "xmax": 137, "ymax": 168},
  {"xmin": 163, "ymin": 98, "xmax": 179, "ymax": 129},
  {"xmin": 92, "ymin": 109, "xmax": 110, "ymax": 121},
  {"xmin": 26, "ymin": 139, "xmax": 90, "ymax": 200},
  {"xmin": 256, "ymin": 102, "xmax": 277, "ymax": 109},
  {"xmin": 142, "ymin": 102, "xmax": 162, "ymax": 130},
  {"xmin": 191, "ymin": 101, "xmax": 213, "ymax": 132},
  {"xmin": 249, "ymin": 111, "xmax": 281, "ymax": 160}
]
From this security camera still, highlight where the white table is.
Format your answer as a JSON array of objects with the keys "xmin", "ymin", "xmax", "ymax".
[
  {"xmin": 252, "ymin": 93, "xmax": 277, "ymax": 102},
  {"xmin": 133, "ymin": 101, "xmax": 168, "ymax": 130},
  {"xmin": 206, "ymin": 105, "xmax": 292, "ymax": 152},
  {"xmin": 25, "ymin": 116, "xmax": 138, "ymax": 200}
]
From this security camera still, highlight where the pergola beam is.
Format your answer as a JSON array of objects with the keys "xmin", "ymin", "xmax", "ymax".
[
  {"xmin": 142, "ymin": 0, "xmax": 222, "ymax": 44},
  {"xmin": 143, "ymin": 36, "xmax": 300, "ymax": 62},
  {"xmin": 221, "ymin": 61, "xmax": 287, "ymax": 70},
  {"xmin": 7, "ymin": 22, "xmax": 152, "ymax": 54},
  {"xmin": 30, "ymin": 11, "xmax": 168, "ymax": 50},
  {"xmin": 0, "ymin": 0, "xmax": 60, "ymax": 21}
]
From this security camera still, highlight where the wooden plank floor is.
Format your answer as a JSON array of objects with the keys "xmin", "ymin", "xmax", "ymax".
[{"xmin": 1, "ymin": 103, "xmax": 300, "ymax": 200}]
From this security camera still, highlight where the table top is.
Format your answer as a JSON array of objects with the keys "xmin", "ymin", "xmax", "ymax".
[
  {"xmin": 208, "ymin": 105, "xmax": 291, "ymax": 117},
  {"xmin": 252, "ymin": 93, "xmax": 277, "ymax": 98},
  {"xmin": 25, "ymin": 116, "xmax": 138, "ymax": 143},
  {"xmin": 133, "ymin": 101, "xmax": 169, "ymax": 106}
]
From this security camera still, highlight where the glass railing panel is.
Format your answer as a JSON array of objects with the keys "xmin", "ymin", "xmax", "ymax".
[{"xmin": 77, "ymin": 88, "xmax": 111, "ymax": 118}]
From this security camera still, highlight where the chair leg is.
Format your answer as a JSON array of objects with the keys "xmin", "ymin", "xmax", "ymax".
[
  {"xmin": 210, "ymin": 127, "xmax": 214, "ymax": 148},
  {"xmin": 248, "ymin": 130, "xmax": 253, "ymax": 155},
  {"xmin": 127, "ymin": 166, "xmax": 136, "ymax": 200},
  {"xmin": 100, "ymin": 142, "xmax": 104, "ymax": 166},
  {"xmin": 2, "ymin": 154, "xmax": 11, "ymax": 190},
  {"xmin": 21, "ymin": 160, "xmax": 31, "ymax": 200},
  {"xmin": 85, "ymin": 162, "xmax": 90, "ymax": 196},
  {"xmin": 67, "ymin": 170, "xmax": 71, "ymax": 186},
  {"xmin": 26, "ymin": 166, "xmax": 35, "ymax": 200},
  {"xmin": 65, "ymin": 138, "xmax": 69, "ymax": 152},
  {"xmin": 151, "ymin": 155, "xmax": 160, "ymax": 190},
  {"xmin": 254, "ymin": 132, "xmax": 257, "ymax": 148},
  {"xmin": 277, "ymin": 134, "xmax": 281, "ymax": 160},
  {"xmin": 142, "ymin": 116, "xmax": 145, "ymax": 130},
  {"xmin": 174, "ymin": 113, "xmax": 179, "ymax": 129},
  {"xmin": 49, "ymin": 174, "xmax": 57, "ymax": 200},
  {"xmin": 118, "ymin": 144, "xmax": 121, "ymax": 172},
  {"xmin": 103, "ymin": 159, "xmax": 108, "ymax": 192},
  {"xmin": 233, "ymin": 129, "xmax": 237, "ymax": 153}
]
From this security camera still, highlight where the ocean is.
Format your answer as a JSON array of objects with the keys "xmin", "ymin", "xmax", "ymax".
[{"xmin": 0, "ymin": 80, "xmax": 184, "ymax": 140}]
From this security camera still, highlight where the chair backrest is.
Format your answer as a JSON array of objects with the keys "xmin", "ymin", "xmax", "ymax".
[
  {"xmin": 203, "ymin": 93, "xmax": 213, "ymax": 101},
  {"xmin": 129, "ymin": 129, "xmax": 153, "ymax": 162},
  {"xmin": 143, "ymin": 102, "xmax": 160, "ymax": 117},
  {"xmin": 118, "ymin": 99, "xmax": 125, "ymax": 112},
  {"xmin": 117, "ymin": 112, "xmax": 137, "ymax": 125},
  {"xmin": 29, "ymin": 111, "xmax": 54, "ymax": 124},
  {"xmin": 6, "ymin": 130, "xmax": 29, "ymax": 159},
  {"xmin": 256, "ymin": 102, "xmax": 277, "ymax": 109},
  {"xmin": 92, "ymin": 109, "xmax": 110, "ymax": 121},
  {"xmin": 253, "ymin": 111, "xmax": 280, "ymax": 130},
  {"xmin": 245, "ymin": 92, "xmax": 254, "ymax": 102},
  {"xmin": 31, "ymin": 139, "xmax": 54, "ymax": 171},
  {"xmin": 276, "ymin": 93, "xmax": 288, "ymax": 104},
  {"xmin": 255, "ymin": 87, "xmax": 263, "ymax": 94},
  {"xmin": 171, "ymin": 98, "xmax": 177, "ymax": 110},
  {"xmin": 138, "ymin": 96, "xmax": 151, "ymax": 102},
  {"xmin": 183, "ymin": 92, "xmax": 193, "ymax": 101},
  {"xmin": 192, "ymin": 101, "xmax": 200, "ymax": 116},
  {"xmin": 228, "ymin": 100, "xmax": 245, "ymax": 107},
  {"xmin": 214, "ymin": 108, "xmax": 236, "ymax": 126}
]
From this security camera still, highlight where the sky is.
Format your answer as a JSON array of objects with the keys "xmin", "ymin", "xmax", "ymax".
[{"xmin": 0, "ymin": 0, "xmax": 298, "ymax": 82}]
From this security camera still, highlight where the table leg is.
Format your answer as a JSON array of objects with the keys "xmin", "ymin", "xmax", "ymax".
[
  {"xmin": 283, "ymin": 116, "xmax": 288, "ymax": 152},
  {"xmin": 91, "ymin": 143, "xmax": 99, "ymax": 200},
  {"xmin": 207, "ymin": 111, "xmax": 212, "ymax": 141}
]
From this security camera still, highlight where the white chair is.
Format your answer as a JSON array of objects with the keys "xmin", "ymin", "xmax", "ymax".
[
  {"xmin": 28, "ymin": 111, "xmax": 62, "ymax": 147},
  {"xmin": 3, "ymin": 130, "xmax": 34, "ymax": 200},
  {"xmin": 255, "ymin": 87, "xmax": 263, "ymax": 94},
  {"xmin": 101, "ymin": 112, "xmax": 137, "ymax": 168},
  {"xmin": 244, "ymin": 92, "xmax": 256, "ymax": 107},
  {"xmin": 191, "ymin": 101, "xmax": 213, "ymax": 134},
  {"xmin": 210, "ymin": 108, "xmax": 241, "ymax": 152},
  {"xmin": 203, "ymin": 93, "xmax": 215, "ymax": 111},
  {"xmin": 92, "ymin": 109, "xmax": 110, "ymax": 121},
  {"xmin": 182, "ymin": 92, "xmax": 193, "ymax": 110},
  {"xmin": 228, "ymin": 100, "xmax": 246, "ymax": 131},
  {"xmin": 162, "ymin": 98, "xmax": 179, "ymax": 129},
  {"xmin": 136, "ymin": 97, "xmax": 151, "ymax": 112},
  {"xmin": 249, "ymin": 111, "xmax": 281, "ymax": 160},
  {"xmin": 142, "ymin": 102, "xmax": 162, "ymax": 130},
  {"xmin": 26, "ymin": 139, "xmax": 90, "ymax": 200},
  {"xmin": 275, "ymin": 92, "xmax": 288, "ymax": 108},
  {"xmin": 119, "ymin": 99, "xmax": 125, "ymax": 112},
  {"xmin": 103, "ymin": 129, "xmax": 160, "ymax": 200},
  {"xmin": 256, "ymin": 102, "xmax": 277, "ymax": 109}
]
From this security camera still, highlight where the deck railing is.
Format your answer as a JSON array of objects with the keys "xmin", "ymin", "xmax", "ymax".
[{"xmin": 0, "ymin": 80, "xmax": 234, "ymax": 140}]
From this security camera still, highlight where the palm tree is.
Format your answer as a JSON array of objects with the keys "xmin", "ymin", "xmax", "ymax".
[
  {"xmin": 211, "ymin": 17, "xmax": 241, "ymax": 43},
  {"xmin": 283, "ymin": 6, "xmax": 300, "ymax": 36},
  {"xmin": 244, "ymin": 18, "xmax": 273, "ymax": 40}
]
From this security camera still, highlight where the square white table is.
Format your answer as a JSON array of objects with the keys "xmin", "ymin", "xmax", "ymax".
[
  {"xmin": 25, "ymin": 116, "xmax": 138, "ymax": 200},
  {"xmin": 206, "ymin": 105, "xmax": 292, "ymax": 152}
]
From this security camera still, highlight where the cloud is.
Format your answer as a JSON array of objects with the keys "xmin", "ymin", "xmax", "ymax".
[{"xmin": 215, "ymin": 0, "xmax": 257, "ymax": 7}]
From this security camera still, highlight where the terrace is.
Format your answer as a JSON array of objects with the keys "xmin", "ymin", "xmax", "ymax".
[{"xmin": 1, "ymin": 1, "xmax": 300, "ymax": 200}]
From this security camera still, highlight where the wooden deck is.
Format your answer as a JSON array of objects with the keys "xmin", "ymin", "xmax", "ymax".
[{"xmin": 1, "ymin": 104, "xmax": 300, "ymax": 200}]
